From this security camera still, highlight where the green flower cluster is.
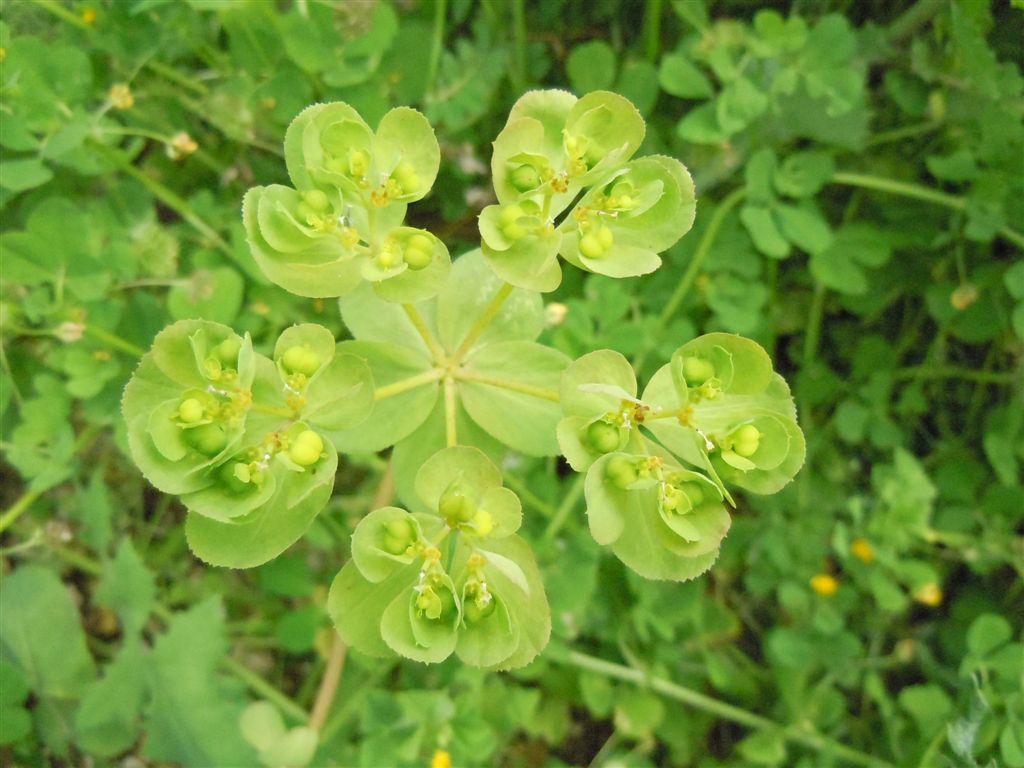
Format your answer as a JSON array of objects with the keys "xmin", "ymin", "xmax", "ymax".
[
  {"xmin": 557, "ymin": 334, "xmax": 805, "ymax": 581},
  {"xmin": 122, "ymin": 320, "xmax": 372, "ymax": 567},
  {"xmin": 243, "ymin": 102, "xmax": 450, "ymax": 303},
  {"xmin": 329, "ymin": 447, "xmax": 549, "ymax": 669},
  {"xmin": 479, "ymin": 90, "xmax": 697, "ymax": 292}
]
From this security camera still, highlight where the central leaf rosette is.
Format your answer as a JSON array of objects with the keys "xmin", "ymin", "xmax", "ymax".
[
  {"xmin": 243, "ymin": 101, "xmax": 450, "ymax": 303},
  {"xmin": 329, "ymin": 447, "xmax": 550, "ymax": 670},
  {"xmin": 479, "ymin": 90, "xmax": 697, "ymax": 292},
  {"xmin": 556, "ymin": 334, "xmax": 805, "ymax": 581}
]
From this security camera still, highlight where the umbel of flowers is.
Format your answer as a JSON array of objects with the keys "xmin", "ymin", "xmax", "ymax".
[{"xmin": 122, "ymin": 91, "xmax": 804, "ymax": 669}]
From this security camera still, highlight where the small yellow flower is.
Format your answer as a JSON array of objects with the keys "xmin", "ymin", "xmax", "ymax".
[
  {"xmin": 850, "ymin": 538, "xmax": 874, "ymax": 563},
  {"xmin": 914, "ymin": 583, "xmax": 943, "ymax": 607},
  {"xmin": 81, "ymin": 7, "xmax": 97, "ymax": 24},
  {"xmin": 109, "ymin": 83, "xmax": 134, "ymax": 110},
  {"xmin": 166, "ymin": 131, "xmax": 198, "ymax": 161},
  {"xmin": 810, "ymin": 573, "xmax": 839, "ymax": 597},
  {"xmin": 431, "ymin": 750, "xmax": 452, "ymax": 768},
  {"xmin": 950, "ymin": 283, "xmax": 978, "ymax": 311},
  {"xmin": 0, "ymin": 47, "xmax": 6, "ymax": 63}
]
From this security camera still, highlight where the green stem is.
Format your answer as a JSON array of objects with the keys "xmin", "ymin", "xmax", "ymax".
[
  {"xmin": 426, "ymin": 0, "xmax": 447, "ymax": 96},
  {"xmin": 550, "ymin": 647, "xmax": 897, "ymax": 768},
  {"xmin": 886, "ymin": 0, "xmax": 944, "ymax": 45},
  {"xmin": 643, "ymin": 0, "xmax": 664, "ymax": 62},
  {"xmin": 864, "ymin": 121, "xmax": 941, "ymax": 148},
  {"xmin": 444, "ymin": 376, "xmax": 458, "ymax": 447},
  {"xmin": 830, "ymin": 171, "xmax": 1024, "ymax": 249},
  {"xmin": 84, "ymin": 324, "xmax": 145, "ymax": 358},
  {"xmin": 92, "ymin": 143, "xmax": 234, "ymax": 258},
  {"xmin": 143, "ymin": 59, "xmax": 208, "ymax": 95},
  {"xmin": 402, "ymin": 305, "xmax": 448, "ymax": 364},
  {"xmin": 892, "ymin": 365, "xmax": 1017, "ymax": 384},
  {"xmin": 451, "ymin": 369, "xmax": 560, "ymax": 402},
  {"xmin": 222, "ymin": 656, "xmax": 309, "ymax": 723},
  {"xmin": 450, "ymin": 283, "xmax": 515, "ymax": 364},
  {"xmin": 541, "ymin": 474, "xmax": 585, "ymax": 542},
  {"xmin": 511, "ymin": 0, "xmax": 528, "ymax": 91},
  {"xmin": 637, "ymin": 187, "xmax": 747, "ymax": 371},
  {"xmin": 803, "ymin": 282, "xmax": 827, "ymax": 367},
  {"xmin": 31, "ymin": 0, "xmax": 92, "ymax": 30},
  {"xmin": 374, "ymin": 369, "xmax": 444, "ymax": 400}
]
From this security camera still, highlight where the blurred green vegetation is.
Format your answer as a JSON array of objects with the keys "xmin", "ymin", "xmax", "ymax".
[{"xmin": 1, "ymin": 0, "xmax": 1021, "ymax": 766}]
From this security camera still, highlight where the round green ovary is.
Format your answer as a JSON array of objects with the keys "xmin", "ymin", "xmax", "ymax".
[
  {"xmin": 214, "ymin": 337, "xmax": 241, "ymax": 367},
  {"xmin": 348, "ymin": 149, "xmax": 369, "ymax": 178},
  {"xmin": 509, "ymin": 164, "xmax": 541, "ymax": 192},
  {"xmin": 439, "ymin": 483, "xmax": 477, "ymax": 524},
  {"xmin": 605, "ymin": 455, "xmax": 639, "ymax": 489},
  {"xmin": 681, "ymin": 355, "xmax": 715, "ymax": 386},
  {"xmin": 584, "ymin": 420, "xmax": 621, "ymax": 454},
  {"xmin": 403, "ymin": 234, "xmax": 433, "ymax": 270},
  {"xmin": 579, "ymin": 225, "xmax": 613, "ymax": 259},
  {"xmin": 281, "ymin": 345, "xmax": 321, "ymax": 377},
  {"xmin": 178, "ymin": 397, "xmax": 205, "ymax": 424},
  {"xmin": 289, "ymin": 430, "xmax": 323, "ymax": 467},
  {"xmin": 732, "ymin": 424, "xmax": 761, "ymax": 457},
  {"xmin": 499, "ymin": 204, "xmax": 528, "ymax": 241},
  {"xmin": 382, "ymin": 517, "xmax": 415, "ymax": 555},
  {"xmin": 302, "ymin": 189, "xmax": 330, "ymax": 213},
  {"xmin": 183, "ymin": 422, "xmax": 229, "ymax": 456},
  {"xmin": 391, "ymin": 161, "xmax": 420, "ymax": 195}
]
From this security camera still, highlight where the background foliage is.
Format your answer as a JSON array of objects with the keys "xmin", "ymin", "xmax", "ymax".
[{"xmin": 1, "ymin": 0, "xmax": 1022, "ymax": 766}]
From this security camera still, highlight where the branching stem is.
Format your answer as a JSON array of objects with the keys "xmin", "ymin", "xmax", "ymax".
[
  {"xmin": 402, "ymin": 304, "xmax": 448, "ymax": 364},
  {"xmin": 450, "ymin": 283, "xmax": 515, "ymax": 364},
  {"xmin": 549, "ymin": 646, "xmax": 898, "ymax": 768}
]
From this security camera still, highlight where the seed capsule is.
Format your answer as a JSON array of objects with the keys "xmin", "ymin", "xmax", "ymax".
[
  {"xmin": 605, "ymin": 455, "xmax": 640, "ymax": 489},
  {"xmin": 289, "ymin": 430, "xmax": 324, "ymax": 467},
  {"xmin": 184, "ymin": 423, "xmax": 229, "ymax": 456},
  {"xmin": 348, "ymin": 149, "xmax": 369, "ymax": 178},
  {"xmin": 584, "ymin": 420, "xmax": 621, "ymax": 454},
  {"xmin": 499, "ymin": 204, "xmax": 528, "ymax": 241},
  {"xmin": 732, "ymin": 424, "xmax": 761, "ymax": 458},
  {"xmin": 509, "ymin": 164, "xmax": 541, "ymax": 192},
  {"xmin": 463, "ymin": 593, "xmax": 496, "ymax": 624},
  {"xmin": 382, "ymin": 517, "xmax": 415, "ymax": 555},
  {"xmin": 214, "ymin": 337, "xmax": 241, "ymax": 367},
  {"xmin": 403, "ymin": 234, "xmax": 434, "ymax": 270},
  {"xmin": 680, "ymin": 355, "xmax": 715, "ymax": 386},
  {"xmin": 178, "ymin": 397, "xmax": 205, "ymax": 424},
  {"xmin": 680, "ymin": 481, "xmax": 705, "ymax": 506},
  {"xmin": 439, "ymin": 482, "xmax": 476, "ymax": 524},
  {"xmin": 579, "ymin": 232, "xmax": 603, "ymax": 259},
  {"xmin": 302, "ymin": 189, "xmax": 330, "ymax": 213},
  {"xmin": 281, "ymin": 345, "xmax": 321, "ymax": 377},
  {"xmin": 391, "ymin": 160, "xmax": 420, "ymax": 195}
]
